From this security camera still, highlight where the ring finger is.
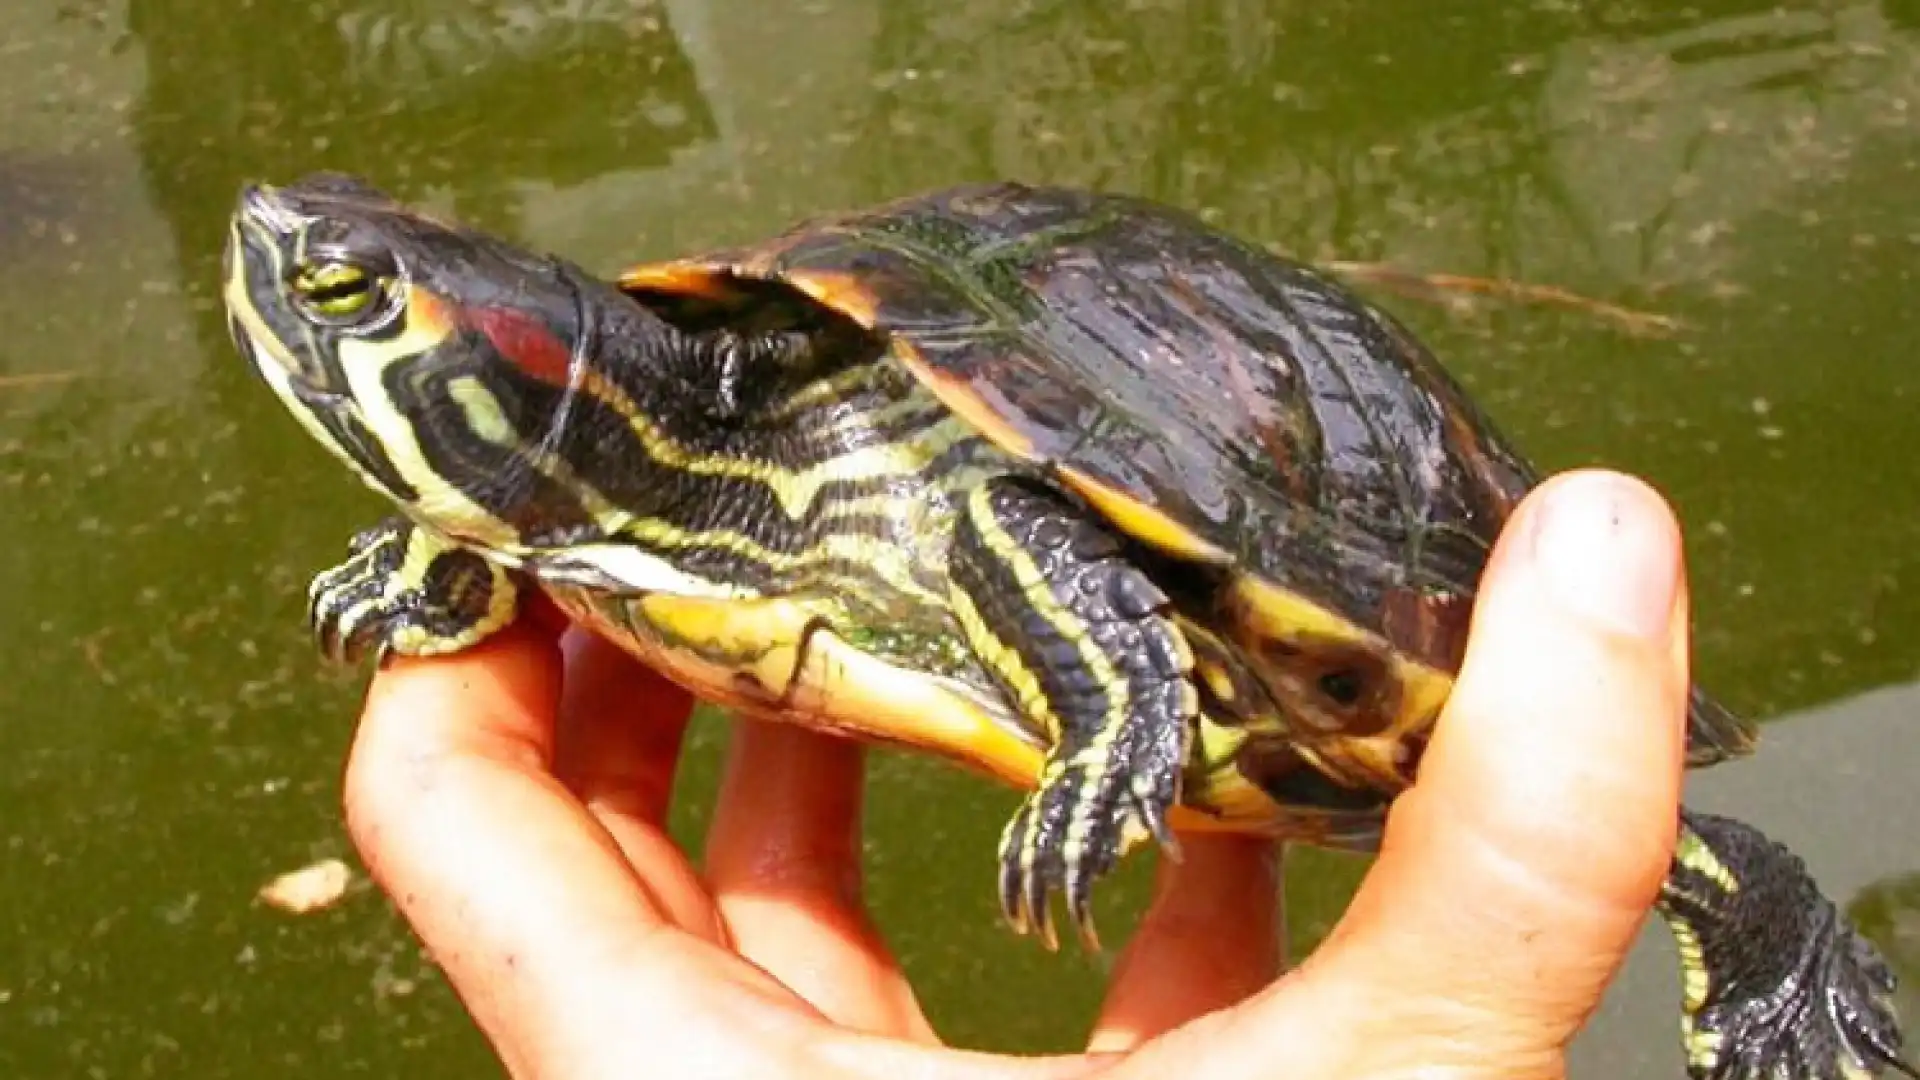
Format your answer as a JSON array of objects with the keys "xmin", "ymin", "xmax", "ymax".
[{"xmin": 1088, "ymin": 832, "xmax": 1284, "ymax": 1052}]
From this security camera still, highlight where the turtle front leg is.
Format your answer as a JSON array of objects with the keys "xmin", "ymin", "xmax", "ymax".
[
  {"xmin": 307, "ymin": 516, "xmax": 523, "ymax": 664},
  {"xmin": 1658, "ymin": 809, "xmax": 1914, "ymax": 1080},
  {"xmin": 947, "ymin": 477, "xmax": 1198, "ymax": 950}
]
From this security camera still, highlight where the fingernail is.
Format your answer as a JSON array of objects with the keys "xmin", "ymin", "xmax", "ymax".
[{"xmin": 1527, "ymin": 472, "xmax": 1680, "ymax": 641}]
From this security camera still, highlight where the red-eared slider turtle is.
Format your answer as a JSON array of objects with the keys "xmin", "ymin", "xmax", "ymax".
[{"xmin": 222, "ymin": 175, "xmax": 1911, "ymax": 1080}]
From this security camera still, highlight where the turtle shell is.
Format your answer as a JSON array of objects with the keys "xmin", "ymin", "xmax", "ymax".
[{"xmin": 618, "ymin": 182, "xmax": 1756, "ymax": 770}]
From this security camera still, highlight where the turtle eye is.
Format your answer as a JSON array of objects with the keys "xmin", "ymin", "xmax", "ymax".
[
  {"xmin": 291, "ymin": 260, "xmax": 386, "ymax": 326},
  {"xmin": 1317, "ymin": 668, "xmax": 1366, "ymax": 708}
]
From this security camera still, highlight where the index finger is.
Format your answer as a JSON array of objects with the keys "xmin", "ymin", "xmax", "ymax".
[{"xmin": 341, "ymin": 621, "xmax": 731, "ymax": 1054}]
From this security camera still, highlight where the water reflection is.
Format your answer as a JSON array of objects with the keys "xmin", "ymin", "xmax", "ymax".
[
  {"xmin": 126, "ymin": 0, "xmax": 716, "ymax": 409},
  {"xmin": 129, "ymin": 0, "xmax": 716, "ymax": 230},
  {"xmin": 853, "ymin": 0, "xmax": 1916, "ymax": 283}
]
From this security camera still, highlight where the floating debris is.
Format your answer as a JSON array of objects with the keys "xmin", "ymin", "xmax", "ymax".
[
  {"xmin": 1325, "ymin": 261, "xmax": 1685, "ymax": 337},
  {"xmin": 0, "ymin": 371, "xmax": 82, "ymax": 389},
  {"xmin": 257, "ymin": 858, "xmax": 354, "ymax": 914}
]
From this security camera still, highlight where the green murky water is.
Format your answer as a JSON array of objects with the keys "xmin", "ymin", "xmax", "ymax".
[{"xmin": 2, "ymin": 1, "xmax": 1916, "ymax": 1075}]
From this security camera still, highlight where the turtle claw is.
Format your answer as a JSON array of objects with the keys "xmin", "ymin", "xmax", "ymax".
[
  {"xmin": 1677, "ymin": 908, "xmax": 1915, "ymax": 1080},
  {"xmin": 302, "ymin": 517, "xmax": 520, "ymax": 665},
  {"xmin": 996, "ymin": 799, "xmax": 1063, "ymax": 951},
  {"xmin": 1662, "ymin": 812, "xmax": 1917, "ymax": 1080},
  {"xmin": 1135, "ymin": 780, "xmax": 1183, "ymax": 864},
  {"xmin": 307, "ymin": 523, "xmax": 410, "ymax": 665},
  {"xmin": 995, "ymin": 758, "xmax": 1182, "ymax": 953}
]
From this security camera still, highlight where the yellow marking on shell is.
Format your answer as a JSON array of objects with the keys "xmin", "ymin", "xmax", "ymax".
[
  {"xmin": 1225, "ymin": 579, "xmax": 1383, "ymax": 651},
  {"xmin": 614, "ymin": 262, "xmax": 889, "ymax": 333},
  {"xmin": 543, "ymin": 581, "xmax": 1248, "ymax": 842},
  {"xmin": 784, "ymin": 626, "xmax": 1048, "ymax": 789},
  {"xmin": 613, "ymin": 261, "xmax": 744, "ymax": 299},
  {"xmin": 1055, "ymin": 468, "xmax": 1232, "ymax": 565},
  {"xmin": 634, "ymin": 594, "xmax": 816, "ymax": 701},
  {"xmin": 1224, "ymin": 575, "xmax": 1455, "ymax": 792},
  {"xmin": 778, "ymin": 269, "xmax": 883, "ymax": 327},
  {"xmin": 1675, "ymin": 829, "xmax": 1741, "ymax": 895},
  {"xmin": 887, "ymin": 342, "xmax": 1039, "ymax": 460}
]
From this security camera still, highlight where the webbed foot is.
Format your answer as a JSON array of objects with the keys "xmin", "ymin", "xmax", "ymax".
[
  {"xmin": 307, "ymin": 516, "xmax": 521, "ymax": 664},
  {"xmin": 948, "ymin": 477, "xmax": 1197, "ymax": 949},
  {"xmin": 1660, "ymin": 810, "xmax": 1914, "ymax": 1080}
]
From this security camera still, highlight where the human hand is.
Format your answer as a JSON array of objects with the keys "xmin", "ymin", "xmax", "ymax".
[{"xmin": 341, "ymin": 468, "xmax": 1691, "ymax": 1079}]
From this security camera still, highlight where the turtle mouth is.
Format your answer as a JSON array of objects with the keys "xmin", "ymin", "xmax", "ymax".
[
  {"xmin": 288, "ymin": 374, "xmax": 350, "ymax": 411},
  {"xmin": 227, "ymin": 303, "xmax": 353, "ymax": 415},
  {"xmin": 224, "ymin": 309, "xmax": 284, "ymax": 392}
]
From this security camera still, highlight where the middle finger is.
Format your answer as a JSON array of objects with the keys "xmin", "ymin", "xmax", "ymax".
[
  {"xmin": 705, "ymin": 719, "xmax": 939, "ymax": 1041},
  {"xmin": 552, "ymin": 629, "xmax": 722, "ymax": 942}
]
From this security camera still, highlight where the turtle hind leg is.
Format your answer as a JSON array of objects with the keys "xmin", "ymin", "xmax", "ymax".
[
  {"xmin": 1659, "ymin": 809, "xmax": 1915, "ymax": 1080},
  {"xmin": 947, "ymin": 477, "xmax": 1198, "ymax": 951},
  {"xmin": 307, "ymin": 516, "xmax": 523, "ymax": 664}
]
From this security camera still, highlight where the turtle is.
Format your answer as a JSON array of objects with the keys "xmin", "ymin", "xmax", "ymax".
[{"xmin": 222, "ymin": 173, "xmax": 1911, "ymax": 1080}]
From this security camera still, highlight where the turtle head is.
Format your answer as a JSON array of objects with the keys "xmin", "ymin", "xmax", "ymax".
[{"xmin": 222, "ymin": 173, "xmax": 671, "ymax": 554}]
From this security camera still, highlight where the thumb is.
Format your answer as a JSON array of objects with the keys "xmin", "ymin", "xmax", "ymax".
[
  {"xmin": 1316, "ymin": 468, "xmax": 1691, "ymax": 1074},
  {"xmin": 1121, "ymin": 469, "xmax": 1693, "ymax": 1080}
]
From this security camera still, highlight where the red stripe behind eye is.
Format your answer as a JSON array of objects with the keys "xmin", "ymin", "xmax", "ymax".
[{"xmin": 468, "ymin": 307, "xmax": 575, "ymax": 388}]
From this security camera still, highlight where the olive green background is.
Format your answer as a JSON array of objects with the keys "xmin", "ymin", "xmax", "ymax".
[{"xmin": 1, "ymin": 0, "xmax": 1915, "ymax": 1076}]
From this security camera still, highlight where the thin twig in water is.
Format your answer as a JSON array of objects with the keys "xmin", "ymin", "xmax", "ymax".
[
  {"xmin": 0, "ymin": 371, "xmax": 82, "ymax": 389},
  {"xmin": 1324, "ymin": 261, "xmax": 1684, "ymax": 338}
]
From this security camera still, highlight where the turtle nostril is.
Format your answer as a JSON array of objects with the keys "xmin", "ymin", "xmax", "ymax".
[{"xmin": 237, "ymin": 182, "xmax": 294, "ymax": 230}]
